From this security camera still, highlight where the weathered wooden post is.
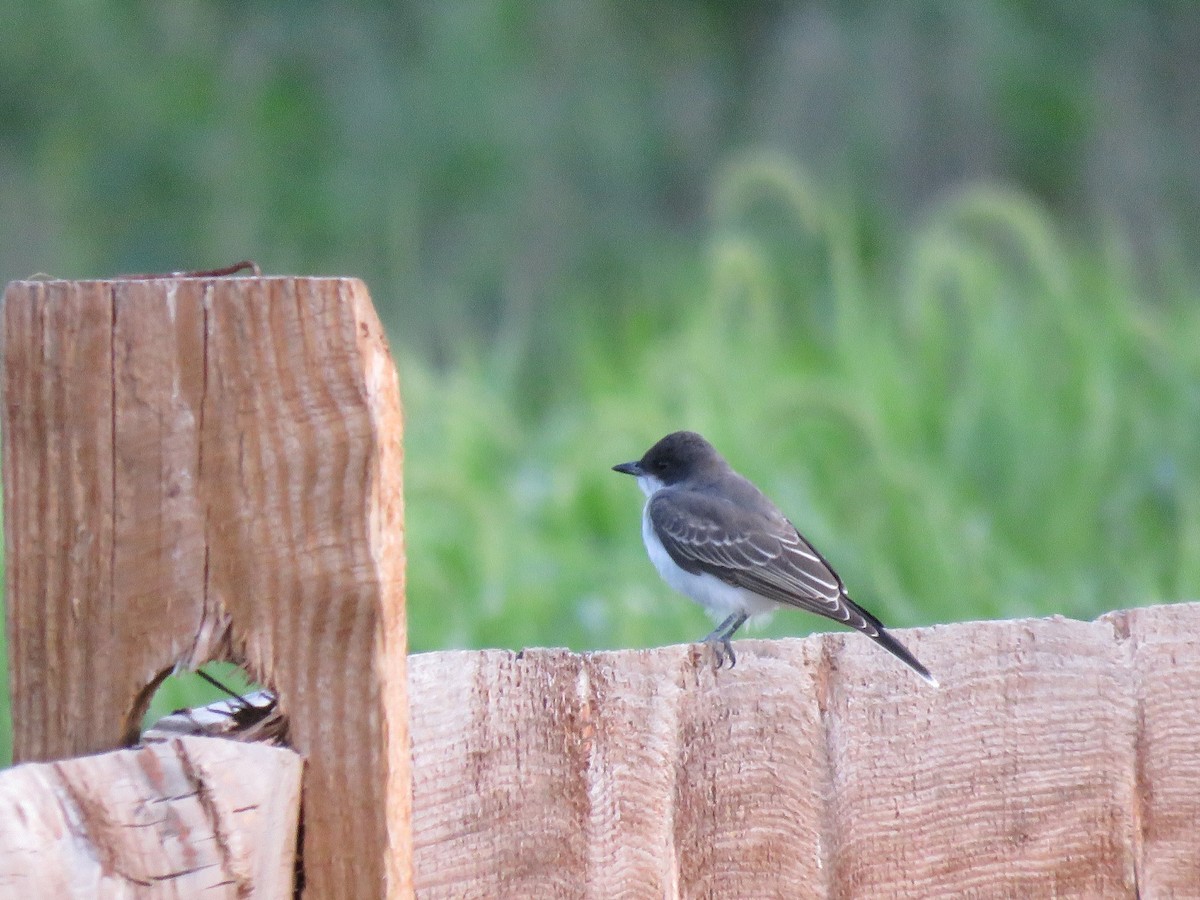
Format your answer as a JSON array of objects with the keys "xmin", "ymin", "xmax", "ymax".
[{"xmin": 2, "ymin": 277, "xmax": 411, "ymax": 897}]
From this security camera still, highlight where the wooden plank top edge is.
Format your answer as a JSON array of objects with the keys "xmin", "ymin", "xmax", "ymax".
[
  {"xmin": 408, "ymin": 600, "xmax": 1199, "ymax": 666},
  {"xmin": 4, "ymin": 275, "xmax": 368, "ymax": 289}
]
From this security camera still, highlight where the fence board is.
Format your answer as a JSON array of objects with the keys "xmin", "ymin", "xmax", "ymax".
[
  {"xmin": 411, "ymin": 650, "xmax": 590, "ymax": 898},
  {"xmin": 1111, "ymin": 604, "xmax": 1200, "ymax": 893},
  {"xmin": 823, "ymin": 616, "xmax": 1136, "ymax": 897}
]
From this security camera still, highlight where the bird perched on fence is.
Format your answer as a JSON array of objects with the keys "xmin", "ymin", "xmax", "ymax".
[{"xmin": 613, "ymin": 430, "xmax": 936, "ymax": 685}]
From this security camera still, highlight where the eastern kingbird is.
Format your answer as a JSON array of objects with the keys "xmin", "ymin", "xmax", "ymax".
[{"xmin": 613, "ymin": 431, "xmax": 937, "ymax": 685}]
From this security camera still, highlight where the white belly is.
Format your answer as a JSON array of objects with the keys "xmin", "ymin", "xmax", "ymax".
[{"xmin": 641, "ymin": 504, "xmax": 777, "ymax": 621}]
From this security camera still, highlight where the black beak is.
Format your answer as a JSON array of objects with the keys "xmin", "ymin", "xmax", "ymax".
[{"xmin": 612, "ymin": 460, "xmax": 642, "ymax": 476}]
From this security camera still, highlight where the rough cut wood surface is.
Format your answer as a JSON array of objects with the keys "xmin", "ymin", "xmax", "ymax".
[
  {"xmin": 1110, "ymin": 604, "xmax": 1200, "ymax": 897},
  {"xmin": 0, "ymin": 736, "xmax": 302, "ymax": 898},
  {"xmin": 410, "ymin": 602, "xmax": 1200, "ymax": 899},
  {"xmin": 2, "ymin": 277, "xmax": 411, "ymax": 898}
]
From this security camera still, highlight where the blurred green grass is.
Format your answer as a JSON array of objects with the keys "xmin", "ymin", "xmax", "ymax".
[
  {"xmin": 402, "ymin": 170, "xmax": 1200, "ymax": 659},
  {"xmin": 3, "ymin": 170, "xmax": 1198, "ymax": 767}
]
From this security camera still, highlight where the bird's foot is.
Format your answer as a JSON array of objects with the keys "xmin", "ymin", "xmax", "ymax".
[
  {"xmin": 703, "ymin": 635, "xmax": 736, "ymax": 669},
  {"xmin": 700, "ymin": 611, "xmax": 748, "ymax": 670}
]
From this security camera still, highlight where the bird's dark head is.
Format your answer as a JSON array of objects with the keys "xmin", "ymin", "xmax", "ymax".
[{"xmin": 612, "ymin": 431, "xmax": 726, "ymax": 488}]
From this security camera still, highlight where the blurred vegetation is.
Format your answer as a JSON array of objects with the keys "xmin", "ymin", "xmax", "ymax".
[
  {"xmin": 402, "ymin": 170, "xmax": 1200, "ymax": 657},
  {"xmin": 2, "ymin": 1, "xmax": 1200, "ymax": 764},
  {"xmin": 3, "ymin": 2, "xmax": 1198, "ymax": 342}
]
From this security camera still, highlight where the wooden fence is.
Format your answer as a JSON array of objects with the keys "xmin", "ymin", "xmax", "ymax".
[
  {"xmin": 409, "ymin": 602, "xmax": 1200, "ymax": 897},
  {"xmin": 1, "ymin": 277, "xmax": 1197, "ymax": 898}
]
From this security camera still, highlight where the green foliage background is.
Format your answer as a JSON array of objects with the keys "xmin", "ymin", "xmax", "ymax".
[{"xmin": 2, "ymin": 2, "xmax": 1199, "ymax": 764}]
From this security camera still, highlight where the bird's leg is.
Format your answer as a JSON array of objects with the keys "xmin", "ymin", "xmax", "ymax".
[{"xmin": 701, "ymin": 611, "xmax": 749, "ymax": 669}]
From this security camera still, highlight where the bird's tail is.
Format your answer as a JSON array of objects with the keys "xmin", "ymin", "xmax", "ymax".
[
  {"xmin": 839, "ymin": 593, "xmax": 938, "ymax": 686},
  {"xmin": 868, "ymin": 626, "xmax": 938, "ymax": 687}
]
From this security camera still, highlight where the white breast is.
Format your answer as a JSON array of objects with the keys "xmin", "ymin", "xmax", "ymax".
[{"xmin": 640, "ymin": 501, "xmax": 778, "ymax": 621}]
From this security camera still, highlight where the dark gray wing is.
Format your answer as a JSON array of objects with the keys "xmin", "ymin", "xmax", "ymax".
[
  {"xmin": 646, "ymin": 488, "xmax": 857, "ymax": 620},
  {"xmin": 647, "ymin": 487, "xmax": 937, "ymax": 684}
]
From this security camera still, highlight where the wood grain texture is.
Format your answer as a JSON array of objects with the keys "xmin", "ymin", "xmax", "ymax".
[
  {"xmin": 822, "ymin": 616, "xmax": 1136, "ymax": 898},
  {"xmin": 2, "ymin": 281, "xmax": 116, "ymax": 756},
  {"xmin": 410, "ymin": 603, "xmax": 1200, "ymax": 899},
  {"xmin": 0, "ymin": 735, "xmax": 302, "ymax": 898},
  {"xmin": 1106, "ymin": 604, "xmax": 1200, "ymax": 894},
  {"xmin": 2, "ymin": 277, "xmax": 410, "ymax": 898}
]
